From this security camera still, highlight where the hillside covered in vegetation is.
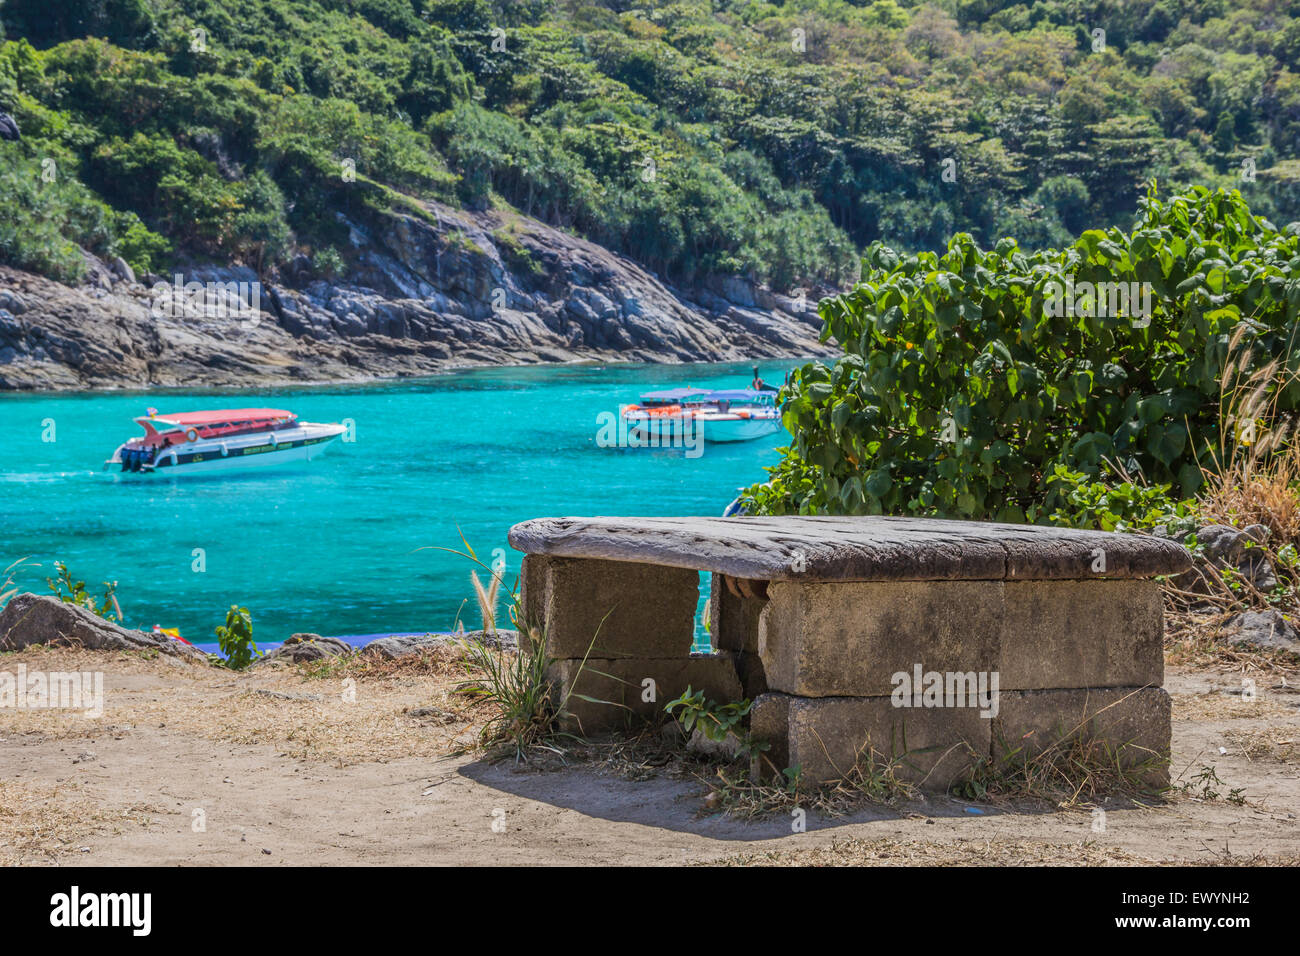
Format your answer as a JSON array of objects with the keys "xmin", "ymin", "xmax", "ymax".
[{"xmin": 2, "ymin": 0, "xmax": 1300, "ymax": 292}]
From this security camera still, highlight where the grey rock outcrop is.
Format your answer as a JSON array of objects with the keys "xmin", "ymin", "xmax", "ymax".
[
  {"xmin": 252, "ymin": 633, "xmax": 354, "ymax": 665},
  {"xmin": 0, "ymin": 592, "xmax": 204, "ymax": 659},
  {"xmin": 0, "ymin": 199, "xmax": 836, "ymax": 390},
  {"xmin": 362, "ymin": 629, "xmax": 518, "ymax": 660}
]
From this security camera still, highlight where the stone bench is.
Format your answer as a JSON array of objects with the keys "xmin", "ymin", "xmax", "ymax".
[{"xmin": 508, "ymin": 515, "xmax": 1191, "ymax": 789}]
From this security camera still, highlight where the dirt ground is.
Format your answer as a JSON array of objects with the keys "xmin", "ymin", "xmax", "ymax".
[{"xmin": 1, "ymin": 645, "xmax": 1297, "ymax": 866}]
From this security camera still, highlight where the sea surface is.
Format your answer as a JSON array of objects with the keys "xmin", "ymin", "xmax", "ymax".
[{"xmin": 0, "ymin": 360, "xmax": 797, "ymax": 650}]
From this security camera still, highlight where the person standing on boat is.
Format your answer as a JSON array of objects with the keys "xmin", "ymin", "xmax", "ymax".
[{"xmin": 751, "ymin": 366, "xmax": 778, "ymax": 392}]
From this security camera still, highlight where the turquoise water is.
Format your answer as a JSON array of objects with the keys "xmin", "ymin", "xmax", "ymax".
[{"xmin": 0, "ymin": 361, "xmax": 794, "ymax": 647}]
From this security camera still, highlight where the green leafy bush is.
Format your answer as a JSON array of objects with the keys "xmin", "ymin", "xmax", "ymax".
[{"xmin": 744, "ymin": 186, "xmax": 1300, "ymax": 522}]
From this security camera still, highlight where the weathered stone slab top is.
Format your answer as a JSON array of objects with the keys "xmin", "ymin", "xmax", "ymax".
[{"xmin": 508, "ymin": 515, "xmax": 1192, "ymax": 582}]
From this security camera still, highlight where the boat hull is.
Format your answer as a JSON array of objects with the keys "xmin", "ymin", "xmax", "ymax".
[
  {"xmin": 696, "ymin": 416, "xmax": 783, "ymax": 443},
  {"xmin": 625, "ymin": 412, "xmax": 781, "ymax": 444},
  {"xmin": 105, "ymin": 422, "xmax": 347, "ymax": 476}
]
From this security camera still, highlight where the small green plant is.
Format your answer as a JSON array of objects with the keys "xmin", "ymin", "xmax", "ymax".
[
  {"xmin": 1180, "ymin": 764, "xmax": 1246, "ymax": 804},
  {"xmin": 214, "ymin": 605, "xmax": 260, "ymax": 670},
  {"xmin": 664, "ymin": 687, "xmax": 768, "ymax": 760},
  {"xmin": 492, "ymin": 227, "xmax": 544, "ymax": 278},
  {"xmin": 45, "ymin": 561, "xmax": 121, "ymax": 622}
]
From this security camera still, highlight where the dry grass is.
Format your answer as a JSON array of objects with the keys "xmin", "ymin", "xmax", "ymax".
[
  {"xmin": 960, "ymin": 727, "xmax": 1168, "ymax": 809},
  {"xmin": 1164, "ymin": 608, "xmax": 1300, "ymax": 670},
  {"xmin": 708, "ymin": 838, "xmax": 1300, "ymax": 867},
  {"xmin": 1203, "ymin": 323, "xmax": 1300, "ymax": 548},
  {"xmin": 1221, "ymin": 724, "xmax": 1299, "ymax": 762},
  {"xmin": 0, "ymin": 779, "xmax": 151, "ymax": 865},
  {"xmin": 1162, "ymin": 324, "xmax": 1300, "ymax": 624},
  {"xmin": 1171, "ymin": 687, "xmax": 1295, "ymax": 722},
  {"xmin": 701, "ymin": 740, "xmax": 923, "ymax": 820},
  {"xmin": 1199, "ymin": 442, "xmax": 1300, "ymax": 547},
  {"xmin": 0, "ymin": 646, "xmax": 488, "ymax": 765}
]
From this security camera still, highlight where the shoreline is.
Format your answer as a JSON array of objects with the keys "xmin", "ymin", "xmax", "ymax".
[{"xmin": 0, "ymin": 352, "xmax": 827, "ymax": 397}]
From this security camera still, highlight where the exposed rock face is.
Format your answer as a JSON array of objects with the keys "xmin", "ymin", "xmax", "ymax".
[
  {"xmin": 0, "ymin": 200, "xmax": 835, "ymax": 390},
  {"xmin": 0, "ymin": 593, "xmax": 205, "ymax": 659}
]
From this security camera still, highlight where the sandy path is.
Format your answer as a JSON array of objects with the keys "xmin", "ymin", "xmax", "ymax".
[{"xmin": 2, "ymin": 649, "xmax": 1297, "ymax": 866}]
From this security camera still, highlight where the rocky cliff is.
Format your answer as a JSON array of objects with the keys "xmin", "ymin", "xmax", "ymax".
[{"xmin": 0, "ymin": 199, "xmax": 836, "ymax": 390}]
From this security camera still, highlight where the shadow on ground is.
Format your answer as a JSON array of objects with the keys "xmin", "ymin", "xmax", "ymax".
[{"xmin": 455, "ymin": 757, "xmax": 1083, "ymax": 840}]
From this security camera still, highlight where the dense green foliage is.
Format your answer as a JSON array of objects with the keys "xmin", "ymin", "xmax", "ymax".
[
  {"xmin": 3, "ymin": 0, "xmax": 1300, "ymax": 288},
  {"xmin": 742, "ymin": 186, "xmax": 1300, "ymax": 520}
]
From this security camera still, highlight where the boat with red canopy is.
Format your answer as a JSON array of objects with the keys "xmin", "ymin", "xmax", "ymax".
[{"xmin": 105, "ymin": 407, "xmax": 347, "ymax": 475}]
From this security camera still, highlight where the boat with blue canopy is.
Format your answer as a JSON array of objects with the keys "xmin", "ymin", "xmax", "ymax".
[{"xmin": 620, "ymin": 386, "xmax": 782, "ymax": 444}]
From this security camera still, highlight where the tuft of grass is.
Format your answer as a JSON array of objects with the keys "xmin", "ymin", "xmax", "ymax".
[
  {"xmin": 702, "ymin": 737, "xmax": 921, "ymax": 820},
  {"xmin": 468, "ymin": 569, "xmax": 501, "ymax": 637},
  {"xmin": 455, "ymin": 628, "xmax": 560, "ymax": 760},
  {"xmin": 1196, "ymin": 320, "xmax": 1300, "ymax": 553},
  {"xmin": 1, "ymin": 557, "xmax": 33, "ymax": 610},
  {"xmin": 1198, "ymin": 441, "xmax": 1300, "ymax": 549},
  {"xmin": 1158, "ymin": 321, "xmax": 1300, "ymax": 620},
  {"xmin": 957, "ymin": 723, "xmax": 1169, "ymax": 808}
]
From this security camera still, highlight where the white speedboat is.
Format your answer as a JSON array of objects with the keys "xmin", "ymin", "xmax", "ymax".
[
  {"xmin": 104, "ymin": 408, "xmax": 346, "ymax": 476},
  {"xmin": 622, "ymin": 388, "xmax": 782, "ymax": 443}
]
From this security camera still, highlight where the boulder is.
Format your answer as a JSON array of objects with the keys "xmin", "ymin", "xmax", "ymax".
[
  {"xmin": 1222, "ymin": 610, "xmax": 1300, "ymax": 655},
  {"xmin": 109, "ymin": 257, "xmax": 135, "ymax": 284},
  {"xmin": 0, "ymin": 112, "xmax": 19, "ymax": 142},
  {"xmin": 252, "ymin": 633, "xmax": 354, "ymax": 665},
  {"xmin": 362, "ymin": 629, "xmax": 518, "ymax": 660},
  {"xmin": 0, "ymin": 593, "xmax": 204, "ymax": 659},
  {"xmin": 687, "ymin": 727, "xmax": 744, "ymax": 760}
]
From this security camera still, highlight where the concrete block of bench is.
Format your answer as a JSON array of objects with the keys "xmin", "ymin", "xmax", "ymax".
[
  {"xmin": 994, "ymin": 686, "xmax": 1170, "ymax": 788},
  {"xmin": 707, "ymin": 572, "xmax": 765, "ymax": 655},
  {"xmin": 548, "ymin": 654, "xmax": 742, "ymax": 733},
  {"xmin": 758, "ymin": 580, "xmax": 1002, "ymax": 697},
  {"xmin": 732, "ymin": 650, "xmax": 768, "ymax": 699},
  {"xmin": 757, "ymin": 578, "xmax": 1165, "ymax": 697},
  {"xmin": 1000, "ymin": 580, "xmax": 1164, "ymax": 689},
  {"xmin": 519, "ymin": 554, "xmax": 698, "ymax": 659},
  {"xmin": 750, "ymin": 692, "xmax": 990, "ymax": 789}
]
